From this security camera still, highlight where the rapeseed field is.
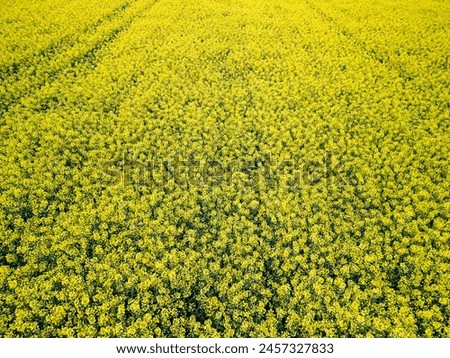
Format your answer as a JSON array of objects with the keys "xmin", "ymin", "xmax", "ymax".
[{"xmin": 0, "ymin": 0, "xmax": 449, "ymax": 337}]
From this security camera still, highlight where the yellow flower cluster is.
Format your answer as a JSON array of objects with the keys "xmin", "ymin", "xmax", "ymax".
[{"xmin": 0, "ymin": 0, "xmax": 449, "ymax": 337}]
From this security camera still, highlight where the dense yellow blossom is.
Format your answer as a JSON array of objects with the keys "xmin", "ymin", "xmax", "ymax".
[{"xmin": 0, "ymin": 0, "xmax": 449, "ymax": 338}]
